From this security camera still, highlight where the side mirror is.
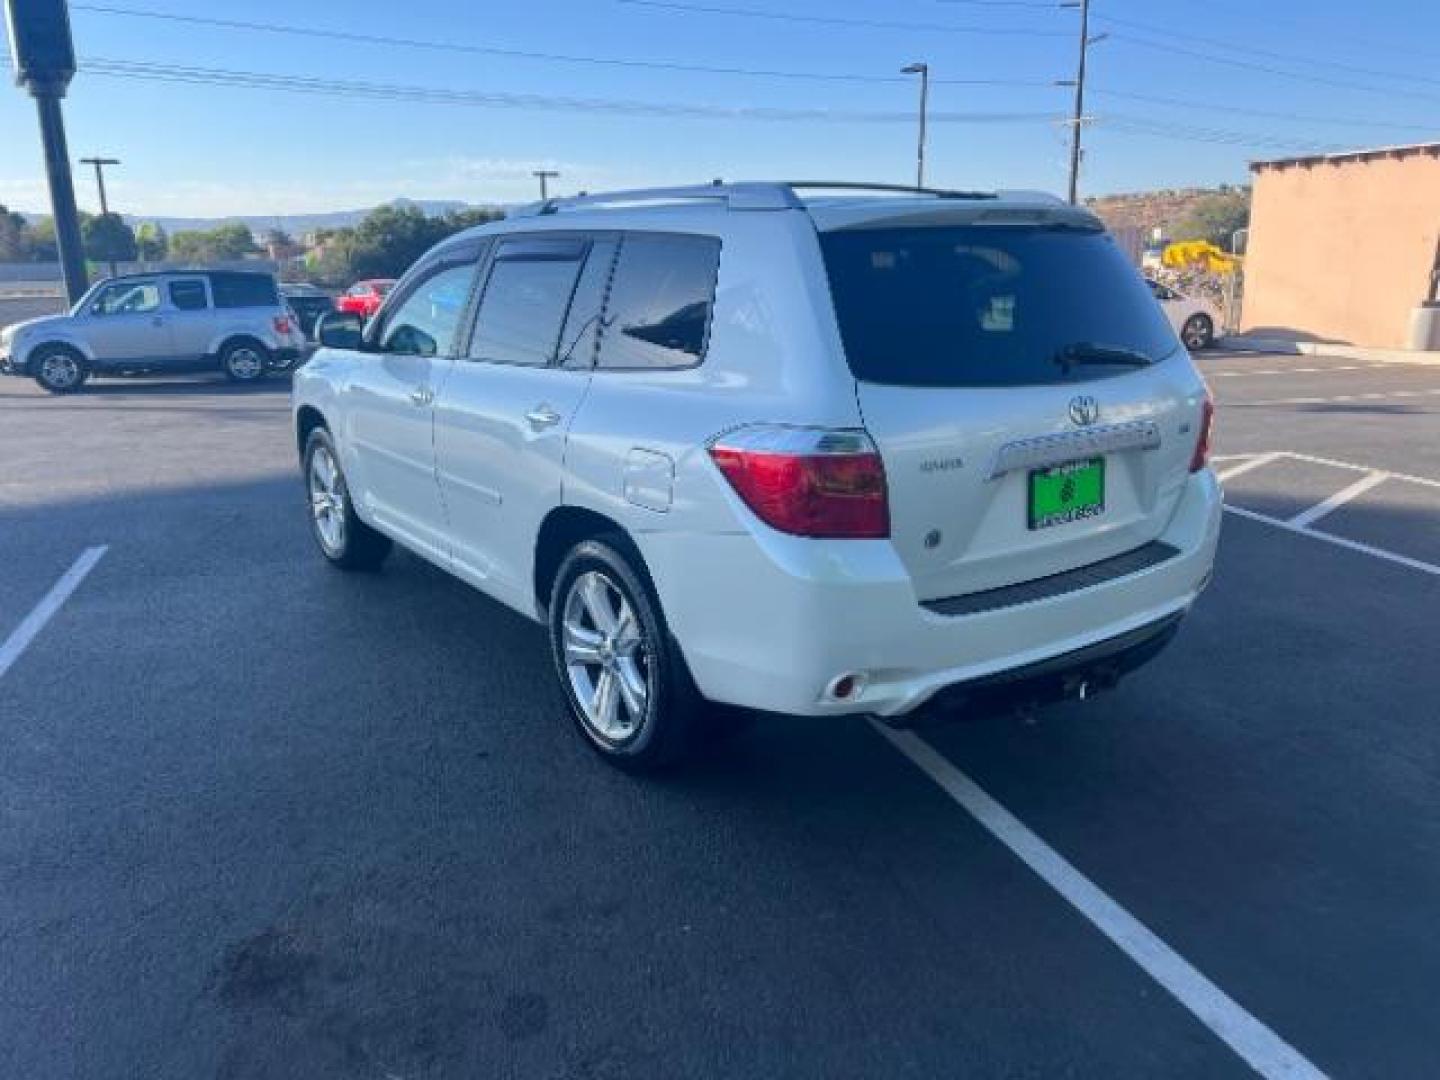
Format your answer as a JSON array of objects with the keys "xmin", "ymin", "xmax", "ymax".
[{"xmin": 316, "ymin": 310, "xmax": 366, "ymax": 350}]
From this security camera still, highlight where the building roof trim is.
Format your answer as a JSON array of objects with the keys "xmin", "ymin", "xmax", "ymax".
[{"xmin": 1250, "ymin": 141, "xmax": 1440, "ymax": 173}]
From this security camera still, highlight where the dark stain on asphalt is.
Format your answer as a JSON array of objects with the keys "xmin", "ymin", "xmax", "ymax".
[
  {"xmin": 497, "ymin": 991, "xmax": 550, "ymax": 1041},
  {"xmin": 216, "ymin": 928, "xmax": 321, "ymax": 1017}
]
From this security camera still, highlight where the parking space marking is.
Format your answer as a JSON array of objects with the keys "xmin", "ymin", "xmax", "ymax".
[
  {"xmin": 0, "ymin": 546, "xmax": 108, "ymax": 681},
  {"xmin": 1282, "ymin": 452, "xmax": 1440, "ymax": 491},
  {"xmin": 1215, "ymin": 453, "xmax": 1284, "ymax": 483},
  {"xmin": 1232, "ymin": 388, "xmax": 1440, "ymax": 407},
  {"xmin": 872, "ymin": 723, "xmax": 1327, "ymax": 1080},
  {"xmin": 1287, "ymin": 471, "xmax": 1389, "ymax": 528},
  {"xmin": 1224, "ymin": 505, "xmax": 1440, "ymax": 577},
  {"xmin": 1209, "ymin": 364, "xmax": 1371, "ymax": 378}
]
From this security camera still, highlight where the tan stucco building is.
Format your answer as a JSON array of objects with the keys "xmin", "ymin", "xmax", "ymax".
[{"xmin": 1242, "ymin": 142, "xmax": 1440, "ymax": 348}]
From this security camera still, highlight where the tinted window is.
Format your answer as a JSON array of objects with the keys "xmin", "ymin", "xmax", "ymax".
[
  {"xmin": 819, "ymin": 226, "xmax": 1179, "ymax": 387},
  {"xmin": 92, "ymin": 281, "xmax": 160, "ymax": 315},
  {"xmin": 210, "ymin": 272, "xmax": 280, "ymax": 309},
  {"xmin": 468, "ymin": 253, "xmax": 584, "ymax": 367},
  {"xmin": 559, "ymin": 240, "xmax": 617, "ymax": 369},
  {"xmin": 597, "ymin": 234, "xmax": 719, "ymax": 369},
  {"xmin": 169, "ymin": 279, "xmax": 208, "ymax": 311},
  {"xmin": 380, "ymin": 262, "xmax": 477, "ymax": 357}
]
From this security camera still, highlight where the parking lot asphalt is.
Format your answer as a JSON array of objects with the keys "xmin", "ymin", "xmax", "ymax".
[{"xmin": 2, "ymin": 352, "xmax": 1437, "ymax": 1079}]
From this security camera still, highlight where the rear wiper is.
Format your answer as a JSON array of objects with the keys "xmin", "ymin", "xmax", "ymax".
[{"xmin": 1051, "ymin": 342, "xmax": 1155, "ymax": 373}]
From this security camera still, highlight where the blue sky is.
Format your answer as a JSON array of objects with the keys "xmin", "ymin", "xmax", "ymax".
[{"xmin": 2, "ymin": 0, "xmax": 1437, "ymax": 217}]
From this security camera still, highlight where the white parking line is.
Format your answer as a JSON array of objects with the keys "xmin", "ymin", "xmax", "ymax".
[
  {"xmin": 872, "ymin": 723, "xmax": 1327, "ymax": 1080},
  {"xmin": 0, "ymin": 546, "xmax": 108, "ymax": 680},
  {"xmin": 1224, "ymin": 505, "xmax": 1440, "ymax": 577},
  {"xmin": 1209, "ymin": 364, "xmax": 1370, "ymax": 378},
  {"xmin": 1288, "ymin": 471, "xmax": 1389, "ymax": 528},
  {"xmin": 1282, "ymin": 452, "xmax": 1440, "ymax": 490},
  {"xmin": 1233, "ymin": 388, "xmax": 1440, "ymax": 407},
  {"xmin": 1216, "ymin": 453, "xmax": 1284, "ymax": 483}
]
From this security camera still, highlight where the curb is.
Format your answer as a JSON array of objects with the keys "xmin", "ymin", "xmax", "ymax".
[{"xmin": 1218, "ymin": 336, "xmax": 1440, "ymax": 367}]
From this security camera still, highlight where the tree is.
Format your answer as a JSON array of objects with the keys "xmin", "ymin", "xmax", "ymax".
[
  {"xmin": 83, "ymin": 212, "xmax": 138, "ymax": 265},
  {"xmin": 0, "ymin": 205, "xmax": 28, "ymax": 262},
  {"xmin": 1171, "ymin": 190, "xmax": 1250, "ymax": 250},
  {"xmin": 134, "ymin": 221, "xmax": 168, "ymax": 262},
  {"xmin": 168, "ymin": 221, "xmax": 260, "ymax": 263}
]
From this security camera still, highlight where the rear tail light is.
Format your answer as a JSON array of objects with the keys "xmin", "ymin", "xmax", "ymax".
[
  {"xmin": 708, "ymin": 425, "xmax": 890, "ymax": 539},
  {"xmin": 273, "ymin": 315, "xmax": 293, "ymax": 335},
  {"xmin": 1189, "ymin": 393, "xmax": 1214, "ymax": 472}
]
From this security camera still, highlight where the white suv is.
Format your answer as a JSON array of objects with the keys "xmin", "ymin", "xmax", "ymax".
[{"xmin": 294, "ymin": 183, "xmax": 1221, "ymax": 769}]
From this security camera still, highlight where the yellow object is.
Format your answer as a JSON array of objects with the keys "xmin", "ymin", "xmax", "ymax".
[{"xmin": 1161, "ymin": 240, "xmax": 1242, "ymax": 275}]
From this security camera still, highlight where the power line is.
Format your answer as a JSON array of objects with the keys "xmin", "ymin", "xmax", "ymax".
[
  {"xmin": 1090, "ymin": 88, "xmax": 1439, "ymax": 134},
  {"xmin": 613, "ymin": 0, "xmax": 1070, "ymax": 37},
  {"xmin": 61, "ymin": 55, "xmax": 1067, "ymax": 124},
  {"xmin": 1093, "ymin": 12, "xmax": 1440, "ymax": 89},
  {"xmin": 70, "ymin": 3, "xmax": 1057, "ymax": 87}
]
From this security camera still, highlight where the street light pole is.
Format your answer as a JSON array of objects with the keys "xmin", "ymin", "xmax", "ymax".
[
  {"xmin": 532, "ymin": 169, "xmax": 559, "ymax": 201},
  {"xmin": 80, "ymin": 155, "xmax": 120, "ymax": 277},
  {"xmin": 1060, "ymin": 0, "xmax": 1105, "ymax": 205},
  {"xmin": 901, "ymin": 62, "xmax": 929, "ymax": 189}
]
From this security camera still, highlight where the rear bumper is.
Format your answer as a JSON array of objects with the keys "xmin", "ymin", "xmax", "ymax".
[{"xmin": 642, "ymin": 469, "xmax": 1221, "ymax": 718}]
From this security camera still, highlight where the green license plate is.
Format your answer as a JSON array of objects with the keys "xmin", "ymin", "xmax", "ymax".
[{"xmin": 1028, "ymin": 457, "xmax": 1106, "ymax": 530}]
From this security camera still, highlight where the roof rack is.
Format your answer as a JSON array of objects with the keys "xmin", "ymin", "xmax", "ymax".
[{"xmin": 512, "ymin": 180, "xmax": 999, "ymax": 218}]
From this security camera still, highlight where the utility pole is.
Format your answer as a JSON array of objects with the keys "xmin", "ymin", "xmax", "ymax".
[
  {"xmin": 80, "ymin": 155, "xmax": 120, "ymax": 277},
  {"xmin": 5, "ymin": 0, "xmax": 88, "ymax": 303},
  {"xmin": 532, "ymin": 169, "xmax": 559, "ymax": 201},
  {"xmin": 901, "ymin": 62, "xmax": 929, "ymax": 189},
  {"xmin": 1060, "ymin": 0, "xmax": 1106, "ymax": 205}
]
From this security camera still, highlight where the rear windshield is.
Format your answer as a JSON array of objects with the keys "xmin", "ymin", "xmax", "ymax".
[
  {"xmin": 209, "ymin": 272, "xmax": 280, "ymax": 309},
  {"xmin": 819, "ymin": 225, "xmax": 1179, "ymax": 387}
]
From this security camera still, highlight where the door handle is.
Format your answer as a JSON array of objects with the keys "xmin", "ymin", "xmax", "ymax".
[
  {"xmin": 525, "ymin": 404, "xmax": 562, "ymax": 430},
  {"xmin": 409, "ymin": 386, "xmax": 434, "ymax": 406}
]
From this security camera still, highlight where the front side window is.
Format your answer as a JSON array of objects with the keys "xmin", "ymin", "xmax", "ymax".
[
  {"xmin": 468, "ymin": 248, "xmax": 585, "ymax": 367},
  {"xmin": 92, "ymin": 281, "xmax": 160, "ymax": 316},
  {"xmin": 596, "ymin": 234, "xmax": 720, "ymax": 370},
  {"xmin": 168, "ymin": 280, "xmax": 208, "ymax": 311},
  {"xmin": 819, "ymin": 226, "xmax": 1179, "ymax": 387},
  {"xmin": 380, "ymin": 262, "xmax": 478, "ymax": 357}
]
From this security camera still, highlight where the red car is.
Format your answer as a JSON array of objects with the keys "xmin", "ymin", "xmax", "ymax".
[{"xmin": 336, "ymin": 278, "xmax": 396, "ymax": 318}]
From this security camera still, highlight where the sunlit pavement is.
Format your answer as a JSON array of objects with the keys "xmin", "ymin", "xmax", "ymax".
[{"xmin": 2, "ymin": 354, "xmax": 1437, "ymax": 1078}]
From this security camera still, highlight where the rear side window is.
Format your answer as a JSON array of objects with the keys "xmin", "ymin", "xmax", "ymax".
[
  {"xmin": 596, "ymin": 233, "xmax": 720, "ymax": 370},
  {"xmin": 819, "ymin": 226, "xmax": 1179, "ymax": 387},
  {"xmin": 468, "ymin": 243, "xmax": 585, "ymax": 367},
  {"xmin": 210, "ymin": 272, "xmax": 280, "ymax": 309},
  {"xmin": 558, "ymin": 240, "xmax": 618, "ymax": 369},
  {"xmin": 168, "ymin": 280, "xmax": 207, "ymax": 311}
]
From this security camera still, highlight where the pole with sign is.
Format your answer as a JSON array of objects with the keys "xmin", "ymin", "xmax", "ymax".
[{"xmin": 4, "ymin": 0, "xmax": 87, "ymax": 303}]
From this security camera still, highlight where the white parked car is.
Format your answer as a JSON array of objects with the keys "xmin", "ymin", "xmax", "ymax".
[
  {"xmin": 294, "ymin": 182, "xmax": 1221, "ymax": 769},
  {"xmin": 0, "ymin": 270, "xmax": 307, "ymax": 393},
  {"xmin": 1146, "ymin": 278, "xmax": 1219, "ymax": 350}
]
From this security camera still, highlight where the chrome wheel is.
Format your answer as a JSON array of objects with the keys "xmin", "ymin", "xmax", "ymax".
[
  {"xmin": 561, "ymin": 570, "xmax": 651, "ymax": 742},
  {"xmin": 226, "ymin": 346, "xmax": 265, "ymax": 380},
  {"xmin": 39, "ymin": 352, "xmax": 81, "ymax": 389},
  {"xmin": 308, "ymin": 445, "xmax": 346, "ymax": 554}
]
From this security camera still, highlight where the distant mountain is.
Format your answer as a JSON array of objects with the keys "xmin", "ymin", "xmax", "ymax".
[{"xmin": 15, "ymin": 198, "xmax": 504, "ymax": 236}]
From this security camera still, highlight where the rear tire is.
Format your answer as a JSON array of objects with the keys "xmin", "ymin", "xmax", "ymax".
[
  {"xmin": 220, "ymin": 338, "xmax": 270, "ymax": 382},
  {"xmin": 31, "ymin": 344, "xmax": 89, "ymax": 394},
  {"xmin": 549, "ymin": 538, "xmax": 703, "ymax": 771},
  {"xmin": 302, "ymin": 427, "xmax": 391, "ymax": 571},
  {"xmin": 1181, "ymin": 314, "xmax": 1214, "ymax": 351}
]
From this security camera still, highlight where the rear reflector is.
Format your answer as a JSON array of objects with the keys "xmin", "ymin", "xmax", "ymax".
[
  {"xmin": 273, "ymin": 315, "xmax": 293, "ymax": 335},
  {"xmin": 708, "ymin": 426, "xmax": 889, "ymax": 539},
  {"xmin": 1190, "ymin": 394, "xmax": 1214, "ymax": 473}
]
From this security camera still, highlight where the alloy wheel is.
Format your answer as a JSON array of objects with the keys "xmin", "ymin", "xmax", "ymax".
[
  {"xmin": 561, "ymin": 570, "xmax": 651, "ymax": 742},
  {"xmin": 227, "ymin": 347, "xmax": 264, "ymax": 380},
  {"xmin": 39, "ymin": 352, "xmax": 81, "ymax": 389},
  {"xmin": 308, "ymin": 445, "xmax": 346, "ymax": 554}
]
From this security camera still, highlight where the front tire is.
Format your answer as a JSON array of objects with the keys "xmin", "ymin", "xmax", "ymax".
[
  {"xmin": 303, "ymin": 427, "xmax": 391, "ymax": 571},
  {"xmin": 31, "ymin": 345, "xmax": 89, "ymax": 394},
  {"xmin": 220, "ymin": 338, "xmax": 270, "ymax": 382},
  {"xmin": 549, "ymin": 538, "xmax": 702, "ymax": 771},
  {"xmin": 1182, "ymin": 314, "xmax": 1215, "ymax": 351}
]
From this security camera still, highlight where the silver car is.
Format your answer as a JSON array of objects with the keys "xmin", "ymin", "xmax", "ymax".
[{"xmin": 0, "ymin": 270, "xmax": 307, "ymax": 393}]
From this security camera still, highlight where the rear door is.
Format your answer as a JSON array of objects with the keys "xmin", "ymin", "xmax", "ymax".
[
  {"xmin": 433, "ymin": 234, "xmax": 615, "ymax": 614},
  {"xmin": 818, "ymin": 221, "xmax": 1206, "ymax": 601},
  {"xmin": 165, "ymin": 277, "xmax": 213, "ymax": 364}
]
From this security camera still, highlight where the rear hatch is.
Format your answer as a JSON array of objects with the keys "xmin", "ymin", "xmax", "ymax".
[{"xmin": 815, "ymin": 205, "xmax": 1205, "ymax": 602}]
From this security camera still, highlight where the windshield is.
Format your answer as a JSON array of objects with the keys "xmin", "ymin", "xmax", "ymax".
[{"xmin": 819, "ymin": 225, "xmax": 1180, "ymax": 387}]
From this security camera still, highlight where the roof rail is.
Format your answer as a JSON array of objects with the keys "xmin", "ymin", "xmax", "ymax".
[
  {"xmin": 785, "ymin": 181, "xmax": 997, "ymax": 201},
  {"xmin": 515, "ymin": 181, "xmax": 803, "ymax": 217}
]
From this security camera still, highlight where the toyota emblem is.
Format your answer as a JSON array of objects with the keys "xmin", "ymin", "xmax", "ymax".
[{"xmin": 1068, "ymin": 395, "xmax": 1100, "ymax": 426}]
